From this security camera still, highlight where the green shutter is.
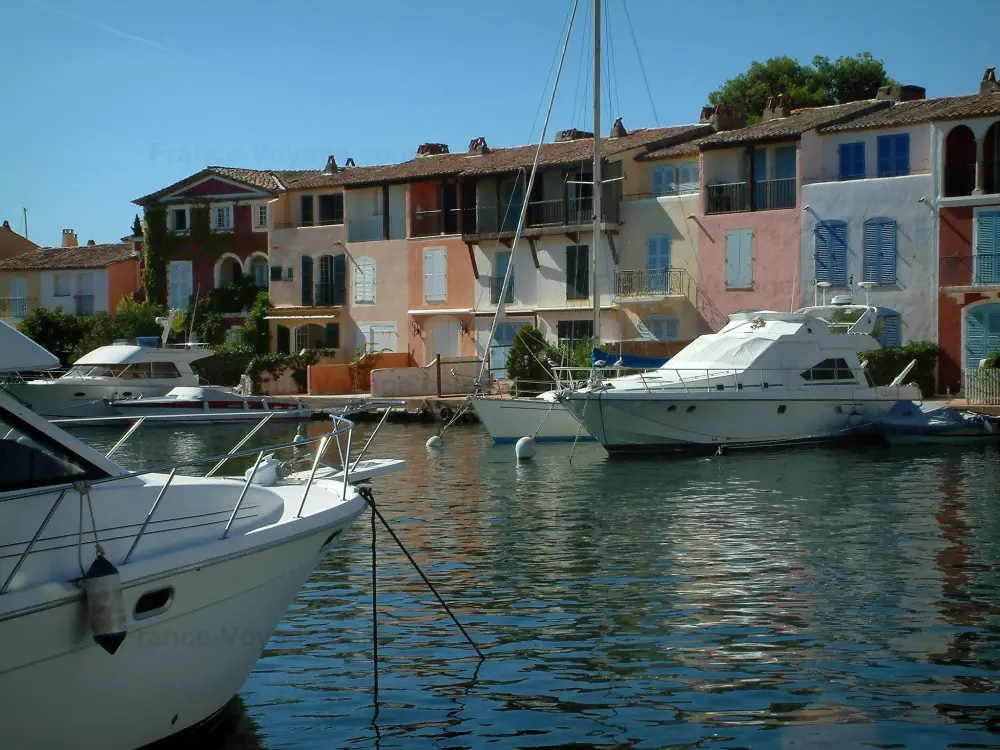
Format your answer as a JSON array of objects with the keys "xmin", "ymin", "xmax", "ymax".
[
  {"xmin": 276, "ymin": 324, "xmax": 290, "ymax": 354},
  {"xmin": 325, "ymin": 322, "xmax": 340, "ymax": 348},
  {"xmin": 332, "ymin": 254, "xmax": 347, "ymax": 306},
  {"xmin": 301, "ymin": 256, "xmax": 313, "ymax": 306}
]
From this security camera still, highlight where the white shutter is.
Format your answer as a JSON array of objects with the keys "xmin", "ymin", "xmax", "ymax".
[
  {"xmin": 436, "ymin": 249, "xmax": 447, "ymax": 300},
  {"xmin": 424, "ymin": 249, "xmax": 446, "ymax": 302}
]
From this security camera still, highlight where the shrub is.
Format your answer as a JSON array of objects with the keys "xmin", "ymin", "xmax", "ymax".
[
  {"xmin": 505, "ymin": 325, "xmax": 554, "ymax": 396},
  {"xmin": 859, "ymin": 341, "xmax": 939, "ymax": 396},
  {"xmin": 983, "ymin": 351, "xmax": 1000, "ymax": 369},
  {"xmin": 18, "ymin": 307, "xmax": 85, "ymax": 365}
]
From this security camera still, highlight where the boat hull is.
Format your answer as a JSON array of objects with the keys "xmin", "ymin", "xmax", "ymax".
[
  {"xmin": 0, "ymin": 521, "xmax": 356, "ymax": 750},
  {"xmin": 109, "ymin": 404, "xmax": 312, "ymax": 422},
  {"xmin": 472, "ymin": 395, "xmax": 593, "ymax": 442},
  {"xmin": 6, "ymin": 381, "xmax": 184, "ymax": 419},
  {"xmin": 562, "ymin": 389, "xmax": 911, "ymax": 453}
]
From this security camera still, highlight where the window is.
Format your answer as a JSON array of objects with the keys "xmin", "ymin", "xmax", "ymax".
[
  {"xmin": 212, "ymin": 205, "xmax": 233, "ymax": 231},
  {"xmin": 318, "ymin": 194, "xmax": 344, "ymax": 225},
  {"xmin": 300, "ymin": 195, "xmax": 314, "ymax": 225},
  {"xmin": 167, "ymin": 260, "xmax": 193, "ymax": 310},
  {"xmin": 294, "ymin": 325, "xmax": 310, "ymax": 352},
  {"xmin": 877, "ymin": 134, "xmax": 910, "ymax": 178},
  {"xmin": 169, "ymin": 207, "xmax": 189, "ymax": 232},
  {"xmin": 839, "ymin": 142, "xmax": 866, "ymax": 180},
  {"xmin": 325, "ymin": 322, "xmax": 340, "ymax": 348},
  {"xmin": 800, "ymin": 358, "xmax": 855, "ymax": 382},
  {"xmin": 361, "ymin": 323, "xmax": 397, "ymax": 353},
  {"xmin": 976, "ymin": 211, "xmax": 999, "ymax": 284},
  {"xmin": 877, "ymin": 313, "xmax": 901, "ymax": 348},
  {"xmin": 276, "ymin": 324, "xmax": 290, "ymax": 353},
  {"xmin": 815, "ymin": 220, "xmax": 848, "ymax": 285},
  {"xmin": 647, "ymin": 235, "xmax": 671, "ymax": 271},
  {"xmin": 565, "ymin": 244, "xmax": 589, "ymax": 300},
  {"xmin": 863, "ymin": 218, "xmax": 897, "ymax": 285},
  {"xmin": 653, "ymin": 166, "xmax": 676, "ymax": 196},
  {"xmin": 270, "ymin": 265, "xmax": 283, "ymax": 282},
  {"xmin": 556, "ymin": 320, "xmax": 594, "ymax": 352},
  {"xmin": 54, "ymin": 274, "xmax": 72, "ymax": 297},
  {"xmin": 301, "ymin": 256, "xmax": 314, "ymax": 306},
  {"xmin": 423, "ymin": 247, "xmax": 447, "ymax": 302},
  {"xmin": 150, "ymin": 362, "xmax": 181, "ymax": 378},
  {"xmin": 354, "ymin": 258, "xmax": 376, "ymax": 304},
  {"xmin": 725, "ymin": 229, "xmax": 753, "ymax": 289},
  {"xmin": 253, "ymin": 204, "xmax": 268, "ymax": 230},
  {"xmin": 775, "ymin": 146, "xmax": 796, "ymax": 180},
  {"xmin": 0, "ymin": 409, "xmax": 107, "ymax": 492},
  {"xmin": 678, "ymin": 163, "xmax": 700, "ymax": 194},
  {"xmin": 641, "ymin": 314, "xmax": 678, "ymax": 342},
  {"xmin": 252, "ymin": 262, "xmax": 268, "ymax": 288},
  {"xmin": 285, "ymin": 267, "xmax": 294, "ymax": 280}
]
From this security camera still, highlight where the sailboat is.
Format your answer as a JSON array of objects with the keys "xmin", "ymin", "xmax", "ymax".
[{"xmin": 472, "ymin": 0, "xmax": 623, "ymax": 443}]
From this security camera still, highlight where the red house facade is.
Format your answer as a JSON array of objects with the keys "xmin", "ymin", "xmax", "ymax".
[{"xmin": 134, "ymin": 168, "xmax": 279, "ymax": 318}]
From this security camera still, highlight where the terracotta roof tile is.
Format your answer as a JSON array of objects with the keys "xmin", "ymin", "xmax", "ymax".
[
  {"xmin": 637, "ymin": 133, "xmax": 716, "ymax": 160},
  {"xmin": 699, "ymin": 100, "xmax": 892, "ymax": 149},
  {"xmin": 134, "ymin": 167, "xmax": 281, "ymax": 205},
  {"xmin": 0, "ymin": 243, "xmax": 136, "ymax": 271},
  {"xmin": 819, "ymin": 92, "xmax": 1000, "ymax": 132}
]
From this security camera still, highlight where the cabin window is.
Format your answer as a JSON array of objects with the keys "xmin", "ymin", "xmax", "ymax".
[
  {"xmin": 800, "ymin": 358, "xmax": 855, "ymax": 382},
  {"xmin": 150, "ymin": 362, "xmax": 181, "ymax": 378},
  {"xmin": 0, "ymin": 410, "xmax": 108, "ymax": 492}
]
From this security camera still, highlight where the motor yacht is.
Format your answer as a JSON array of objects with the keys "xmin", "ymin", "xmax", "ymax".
[
  {"xmin": 107, "ymin": 387, "xmax": 312, "ymax": 423},
  {"xmin": 0, "ymin": 320, "xmax": 403, "ymax": 749},
  {"xmin": 559, "ymin": 305, "xmax": 921, "ymax": 453}
]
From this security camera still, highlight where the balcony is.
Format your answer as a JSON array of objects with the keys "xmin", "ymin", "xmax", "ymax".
[
  {"xmin": 0, "ymin": 297, "xmax": 37, "ymax": 318},
  {"xmin": 314, "ymin": 283, "xmax": 339, "ymax": 307},
  {"xmin": 464, "ymin": 196, "xmax": 598, "ymax": 238},
  {"xmin": 705, "ymin": 182, "xmax": 747, "ymax": 214},
  {"xmin": 525, "ymin": 199, "xmax": 563, "ymax": 226},
  {"xmin": 74, "ymin": 295, "xmax": 94, "ymax": 316},
  {"xmin": 348, "ymin": 215, "xmax": 405, "ymax": 242},
  {"xmin": 613, "ymin": 269, "xmax": 686, "ymax": 300},
  {"xmin": 488, "ymin": 276, "xmax": 515, "ymax": 305},
  {"xmin": 754, "ymin": 178, "xmax": 796, "ymax": 210},
  {"xmin": 410, "ymin": 208, "xmax": 461, "ymax": 238},
  {"xmin": 940, "ymin": 254, "xmax": 1000, "ymax": 294}
]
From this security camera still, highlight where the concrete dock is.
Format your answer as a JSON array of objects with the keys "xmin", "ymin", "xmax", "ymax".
[{"xmin": 300, "ymin": 393, "xmax": 478, "ymax": 423}]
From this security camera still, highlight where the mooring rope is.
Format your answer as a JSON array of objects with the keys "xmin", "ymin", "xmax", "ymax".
[{"xmin": 75, "ymin": 480, "xmax": 103, "ymax": 575}]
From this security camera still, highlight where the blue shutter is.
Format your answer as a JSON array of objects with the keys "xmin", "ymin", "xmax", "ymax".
[
  {"xmin": 879, "ymin": 313, "xmax": 901, "ymax": 347},
  {"xmin": 877, "ymin": 136, "xmax": 892, "ymax": 177},
  {"xmin": 815, "ymin": 223, "xmax": 830, "ymax": 282},
  {"xmin": 878, "ymin": 219, "xmax": 897, "ymax": 284},
  {"xmin": 967, "ymin": 308, "xmax": 986, "ymax": 369},
  {"xmin": 894, "ymin": 134, "xmax": 910, "ymax": 176},
  {"xmin": 830, "ymin": 221, "xmax": 848, "ymax": 285},
  {"xmin": 654, "ymin": 166, "xmax": 675, "ymax": 196},
  {"xmin": 739, "ymin": 229, "xmax": 753, "ymax": 289},
  {"xmin": 862, "ymin": 220, "xmax": 879, "ymax": 282},
  {"xmin": 977, "ymin": 211, "xmax": 999, "ymax": 284},
  {"xmin": 988, "ymin": 310, "xmax": 1000, "ymax": 357},
  {"xmin": 853, "ymin": 143, "xmax": 866, "ymax": 178},
  {"xmin": 775, "ymin": 146, "xmax": 796, "ymax": 180},
  {"xmin": 839, "ymin": 144, "xmax": 852, "ymax": 180}
]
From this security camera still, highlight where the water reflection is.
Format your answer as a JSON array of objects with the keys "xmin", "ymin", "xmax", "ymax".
[{"xmin": 70, "ymin": 422, "xmax": 1000, "ymax": 748}]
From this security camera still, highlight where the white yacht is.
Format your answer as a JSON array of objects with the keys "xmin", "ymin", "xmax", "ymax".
[
  {"xmin": 472, "ymin": 390, "xmax": 593, "ymax": 443},
  {"xmin": 0, "ymin": 320, "xmax": 403, "ymax": 749},
  {"xmin": 4, "ymin": 319, "xmax": 213, "ymax": 418},
  {"xmin": 559, "ymin": 305, "xmax": 921, "ymax": 453}
]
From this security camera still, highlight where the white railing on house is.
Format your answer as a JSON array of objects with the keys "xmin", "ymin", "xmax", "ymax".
[{"xmin": 965, "ymin": 368, "xmax": 1000, "ymax": 405}]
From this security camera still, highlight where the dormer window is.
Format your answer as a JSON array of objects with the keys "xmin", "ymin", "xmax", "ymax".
[{"xmin": 800, "ymin": 358, "xmax": 855, "ymax": 382}]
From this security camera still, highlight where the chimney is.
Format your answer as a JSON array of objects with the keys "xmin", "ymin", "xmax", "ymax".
[
  {"xmin": 345, "ymin": 157, "xmax": 356, "ymax": 168},
  {"xmin": 62, "ymin": 229, "xmax": 78, "ymax": 248},
  {"xmin": 875, "ymin": 84, "xmax": 926, "ymax": 102},
  {"xmin": 981, "ymin": 67, "xmax": 1000, "ymax": 95},
  {"xmin": 699, "ymin": 106, "xmax": 715, "ymax": 124},
  {"xmin": 555, "ymin": 128, "xmax": 594, "ymax": 142},
  {"xmin": 87, "ymin": 239, "xmax": 96, "ymax": 246},
  {"xmin": 610, "ymin": 117, "xmax": 628, "ymax": 138},
  {"xmin": 2, "ymin": 220, "xmax": 9, "ymax": 230},
  {"xmin": 468, "ymin": 137, "xmax": 490, "ymax": 155},
  {"xmin": 323, "ymin": 155, "xmax": 338, "ymax": 174},
  {"xmin": 706, "ymin": 104, "xmax": 745, "ymax": 132},
  {"xmin": 416, "ymin": 143, "xmax": 449, "ymax": 157},
  {"xmin": 762, "ymin": 93, "xmax": 791, "ymax": 121}
]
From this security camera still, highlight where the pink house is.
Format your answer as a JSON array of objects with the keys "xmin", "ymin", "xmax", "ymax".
[{"xmin": 697, "ymin": 98, "xmax": 886, "ymax": 317}]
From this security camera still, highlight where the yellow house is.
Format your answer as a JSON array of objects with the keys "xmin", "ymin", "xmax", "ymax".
[{"xmin": 0, "ymin": 220, "xmax": 37, "ymax": 261}]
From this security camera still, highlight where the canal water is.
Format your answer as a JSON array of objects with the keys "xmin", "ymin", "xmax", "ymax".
[{"xmin": 74, "ymin": 422, "xmax": 1000, "ymax": 749}]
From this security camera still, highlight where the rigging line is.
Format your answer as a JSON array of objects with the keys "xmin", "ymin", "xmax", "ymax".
[
  {"xmin": 622, "ymin": 0, "xmax": 659, "ymax": 126},
  {"xmin": 570, "ymin": 0, "xmax": 591, "ymax": 128},
  {"xmin": 529, "ymin": 0, "xmax": 576, "ymax": 143},
  {"xmin": 602, "ymin": 0, "xmax": 614, "ymax": 125},
  {"xmin": 606, "ymin": 0, "xmax": 622, "ymax": 122},
  {"xmin": 477, "ymin": 0, "xmax": 581, "ymax": 386}
]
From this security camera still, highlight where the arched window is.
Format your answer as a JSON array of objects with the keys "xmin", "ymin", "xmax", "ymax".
[
  {"xmin": 944, "ymin": 125, "xmax": 976, "ymax": 197},
  {"xmin": 641, "ymin": 314, "xmax": 679, "ymax": 342},
  {"xmin": 862, "ymin": 218, "xmax": 897, "ymax": 285},
  {"xmin": 354, "ymin": 257, "xmax": 376, "ymax": 304}
]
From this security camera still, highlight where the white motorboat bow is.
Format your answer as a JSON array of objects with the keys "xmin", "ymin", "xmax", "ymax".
[
  {"xmin": 559, "ymin": 305, "xmax": 921, "ymax": 453},
  {"xmin": 0, "ymin": 320, "xmax": 404, "ymax": 750}
]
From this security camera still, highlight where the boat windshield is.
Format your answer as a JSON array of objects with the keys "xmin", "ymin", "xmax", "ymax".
[
  {"xmin": 61, "ymin": 364, "xmax": 128, "ymax": 378},
  {"xmin": 0, "ymin": 408, "xmax": 109, "ymax": 492},
  {"xmin": 60, "ymin": 362, "xmax": 178, "ymax": 380}
]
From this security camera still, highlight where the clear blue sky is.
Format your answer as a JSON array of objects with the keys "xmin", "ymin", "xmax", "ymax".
[{"xmin": 1, "ymin": 0, "xmax": 995, "ymax": 247}]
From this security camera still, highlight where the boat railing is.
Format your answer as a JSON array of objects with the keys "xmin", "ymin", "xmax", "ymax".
[
  {"xmin": 551, "ymin": 365, "xmax": 658, "ymax": 391},
  {"xmin": 621, "ymin": 366, "xmax": 907, "ymax": 396},
  {"xmin": 0, "ymin": 411, "xmax": 366, "ymax": 596}
]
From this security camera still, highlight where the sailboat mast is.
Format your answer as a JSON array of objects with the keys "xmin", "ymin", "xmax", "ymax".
[{"xmin": 591, "ymin": 0, "xmax": 602, "ymax": 341}]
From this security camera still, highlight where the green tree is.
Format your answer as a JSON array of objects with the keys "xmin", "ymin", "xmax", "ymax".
[
  {"xmin": 18, "ymin": 307, "xmax": 86, "ymax": 365},
  {"xmin": 131, "ymin": 214, "xmax": 143, "ymax": 237},
  {"xmin": 505, "ymin": 325, "xmax": 553, "ymax": 396},
  {"xmin": 708, "ymin": 52, "xmax": 894, "ymax": 123}
]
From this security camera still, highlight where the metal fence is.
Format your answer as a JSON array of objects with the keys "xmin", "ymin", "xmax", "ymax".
[{"xmin": 966, "ymin": 368, "xmax": 1000, "ymax": 405}]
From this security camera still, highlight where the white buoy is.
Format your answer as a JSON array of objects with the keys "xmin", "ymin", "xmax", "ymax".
[
  {"xmin": 82, "ymin": 552, "xmax": 127, "ymax": 655},
  {"xmin": 515, "ymin": 436, "xmax": 537, "ymax": 460},
  {"xmin": 426, "ymin": 435, "xmax": 443, "ymax": 449}
]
